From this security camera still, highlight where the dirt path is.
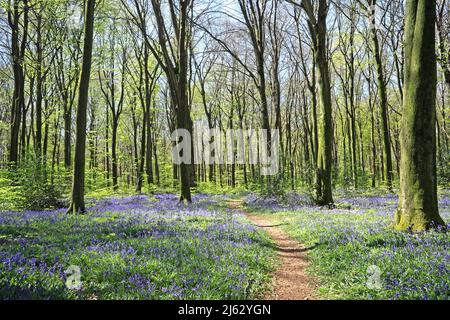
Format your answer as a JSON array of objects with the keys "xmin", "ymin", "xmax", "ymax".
[{"xmin": 229, "ymin": 200, "xmax": 317, "ymax": 300}]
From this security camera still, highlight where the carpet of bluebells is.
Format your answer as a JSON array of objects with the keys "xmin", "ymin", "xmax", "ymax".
[
  {"xmin": 0, "ymin": 194, "xmax": 275, "ymax": 300},
  {"xmin": 244, "ymin": 191, "xmax": 450, "ymax": 300}
]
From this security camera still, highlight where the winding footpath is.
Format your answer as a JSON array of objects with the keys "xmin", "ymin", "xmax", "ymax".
[{"xmin": 228, "ymin": 200, "xmax": 317, "ymax": 300}]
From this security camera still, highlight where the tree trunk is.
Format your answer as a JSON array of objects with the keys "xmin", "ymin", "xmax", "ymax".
[
  {"xmin": 89, "ymin": 100, "xmax": 97, "ymax": 179},
  {"xmin": 144, "ymin": 47, "xmax": 154, "ymax": 185},
  {"xmin": 68, "ymin": 0, "xmax": 95, "ymax": 213},
  {"xmin": 8, "ymin": 0, "xmax": 28, "ymax": 166},
  {"xmin": 35, "ymin": 14, "xmax": 43, "ymax": 164},
  {"xmin": 370, "ymin": 0, "xmax": 394, "ymax": 190},
  {"xmin": 150, "ymin": 0, "xmax": 192, "ymax": 202},
  {"xmin": 136, "ymin": 110, "xmax": 146, "ymax": 194},
  {"xmin": 395, "ymin": 0, "xmax": 445, "ymax": 231},
  {"xmin": 63, "ymin": 99, "xmax": 72, "ymax": 169},
  {"xmin": 105, "ymin": 105, "xmax": 110, "ymax": 187},
  {"xmin": 367, "ymin": 70, "xmax": 377, "ymax": 188},
  {"xmin": 437, "ymin": 0, "xmax": 450, "ymax": 95},
  {"xmin": 112, "ymin": 118, "xmax": 119, "ymax": 190},
  {"xmin": 153, "ymin": 131, "xmax": 160, "ymax": 186},
  {"xmin": 313, "ymin": 0, "xmax": 334, "ymax": 206}
]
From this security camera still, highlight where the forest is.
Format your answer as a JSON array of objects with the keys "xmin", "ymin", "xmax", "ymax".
[{"xmin": 0, "ymin": 0, "xmax": 449, "ymax": 301}]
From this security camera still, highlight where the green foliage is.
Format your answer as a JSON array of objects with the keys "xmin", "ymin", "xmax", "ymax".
[
  {"xmin": 11, "ymin": 156, "xmax": 68, "ymax": 211},
  {"xmin": 0, "ymin": 170, "xmax": 24, "ymax": 211},
  {"xmin": 297, "ymin": 163, "xmax": 316, "ymax": 188},
  {"xmin": 260, "ymin": 174, "xmax": 286, "ymax": 199},
  {"xmin": 22, "ymin": 181, "xmax": 65, "ymax": 211},
  {"xmin": 437, "ymin": 152, "xmax": 450, "ymax": 188}
]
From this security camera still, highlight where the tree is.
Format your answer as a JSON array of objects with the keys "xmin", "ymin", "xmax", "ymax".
[
  {"xmin": 68, "ymin": 0, "xmax": 96, "ymax": 213},
  {"xmin": 7, "ymin": 0, "xmax": 29, "ymax": 166},
  {"xmin": 333, "ymin": 4, "xmax": 362, "ymax": 190},
  {"xmin": 362, "ymin": 0, "xmax": 394, "ymax": 191},
  {"xmin": 99, "ymin": 22, "xmax": 127, "ymax": 191},
  {"xmin": 121, "ymin": 0, "xmax": 167, "ymax": 194},
  {"xmin": 437, "ymin": 0, "xmax": 450, "ymax": 94},
  {"xmin": 237, "ymin": 0, "xmax": 272, "ymax": 162},
  {"xmin": 395, "ymin": 0, "xmax": 445, "ymax": 231},
  {"xmin": 148, "ymin": 0, "xmax": 194, "ymax": 202},
  {"xmin": 53, "ymin": 8, "xmax": 82, "ymax": 170},
  {"xmin": 289, "ymin": 0, "xmax": 334, "ymax": 205},
  {"xmin": 192, "ymin": 39, "xmax": 219, "ymax": 183}
]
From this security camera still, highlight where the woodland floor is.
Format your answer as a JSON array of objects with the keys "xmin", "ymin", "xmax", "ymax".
[
  {"xmin": 241, "ymin": 191, "xmax": 450, "ymax": 300},
  {"xmin": 1, "ymin": 191, "xmax": 449, "ymax": 300}
]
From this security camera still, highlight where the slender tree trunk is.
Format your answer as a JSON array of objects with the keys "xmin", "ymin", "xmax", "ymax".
[
  {"xmin": 370, "ymin": 0, "xmax": 394, "ymax": 190},
  {"xmin": 153, "ymin": 132, "xmax": 160, "ymax": 186},
  {"xmin": 20, "ymin": 94, "xmax": 27, "ymax": 160},
  {"xmin": 68, "ymin": 0, "xmax": 95, "ymax": 214},
  {"xmin": 89, "ymin": 100, "xmax": 97, "ymax": 183},
  {"xmin": 358, "ymin": 114, "xmax": 365, "ymax": 174},
  {"xmin": 350, "ymin": 109, "xmax": 358, "ymax": 189},
  {"xmin": 51, "ymin": 107, "xmax": 59, "ymax": 184},
  {"xmin": 145, "ymin": 110, "xmax": 154, "ymax": 185},
  {"xmin": 136, "ymin": 110, "xmax": 146, "ymax": 193},
  {"xmin": 35, "ymin": 14, "xmax": 43, "ymax": 164},
  {"xmin": 367, "ymin": 70, "xmax": 377, "ymax": 188},
  {"xmin": 436, "ymin": 1, "xmax": 450, "ymax": 96},
  {"xmin": 43, "ymin": 114, "xmax": 49, "ymax": 161},
  {"xmin": 105, "ymin": 105, "xmax": 110, "ymax": 187},
  {"xmin": 8, "ymin": 0, "xmax": 28, "ymax": 166},
  {"xmin": 311, "ymin": 83, "xmax": 319, "ymax": 164},
  {"xmin": 144, "ymin": 47, "xmax": 154, "ymax": 185},
  {"xmin": 349, "ymin": 23, "xmax": 358, "ymax": 189},
  {"xmin": 63, "ymin": 98, "xmax": 72, "ymax": 169},
  {"xmin": 112, "ymin": 118, "xmax": 119, "ymax": 190},
  {"xmin": 131, "ymin": 103, "xmax": 139, "ymax": 187},
  {"xmin": 313, "ymin": 0, "xmax": 334, "ymax": 206}
]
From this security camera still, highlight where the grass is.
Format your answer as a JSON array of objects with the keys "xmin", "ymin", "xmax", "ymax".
[
  {"xmin": 0, "ymin": 193, "xmax": 276, "ymax": 300},
  {"xmin": 243, "ymin": 192, "xmax": 450, "ymax": 300}
]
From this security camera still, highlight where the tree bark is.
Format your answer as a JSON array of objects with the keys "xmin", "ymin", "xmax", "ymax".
[
  {"xmin": 68, "ymin": 0, "xmax": 95, "ymax": 213},
  {"xmin": 35, "ymin": 13, "xmax": 43, "ymax": 164},
  {"xmin": 63, "ymin": 101, "xmax": 72, "ymax": 169},
  {"xmin": 395, "ymin": 0, "xmax": 445, "ymax": 231},
  {"xmin": 302, "ymin": 0, "xmax": 334, "ymax": 205},
  {"xmin": 8, "ymin": 0, "xmax": 29, "ymax": 166},
  {"xmin": 150, "ymin": 0, "xmax": 192, "ymax": 202}
]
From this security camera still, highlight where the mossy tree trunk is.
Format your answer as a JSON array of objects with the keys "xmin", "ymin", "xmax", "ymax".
[
  {"xmin": 395, "ymin": 0, "xmax": 445, "ymax": 231},
  {"xmin": 68, "ymin": 0, "xmax": 95, "ymax": 214},
  {"xmin": 302, "ymin": 0, "xmax": 334, "ymax": 206}
]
